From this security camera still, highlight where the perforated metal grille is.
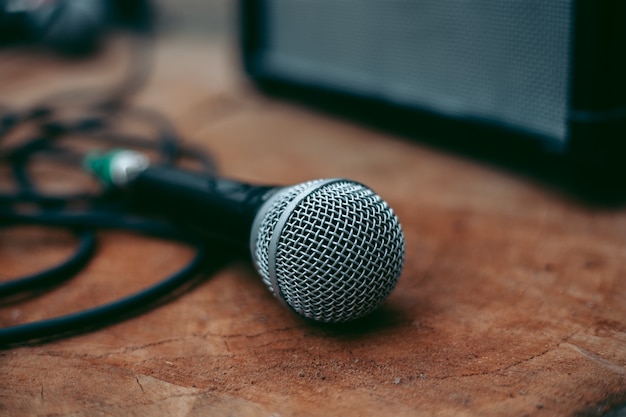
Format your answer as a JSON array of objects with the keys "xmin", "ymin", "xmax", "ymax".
[
  {"xmin": 253, "ymin": 180, "xmax": 405, "ymax": 322},
  {"xmin": 254, "ymin": 179, "xmax": 326, "ymax": 293},
  {"xmin": 260, "ymin": 0, "xmax": 573, "ymax": 145}
]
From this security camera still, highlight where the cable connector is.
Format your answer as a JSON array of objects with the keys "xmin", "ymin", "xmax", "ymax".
[{"xmin": 83, "ymin": 149, "xmax": 149, "ymax": 187}]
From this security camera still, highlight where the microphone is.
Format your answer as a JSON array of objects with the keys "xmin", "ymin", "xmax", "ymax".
[{"xmin": 85, "ymin": 150, "xmax": 405, "ymax": 322}]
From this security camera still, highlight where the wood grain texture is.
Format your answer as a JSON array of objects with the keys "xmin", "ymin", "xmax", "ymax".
[{"xmin": 1, "ymin": 37, "xmax": 626, "ymax": 417}]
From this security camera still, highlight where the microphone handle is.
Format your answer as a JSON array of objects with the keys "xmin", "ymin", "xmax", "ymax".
[{"xmin": 128, "ymin": 166, "xmax": 276, "ymax": 246}]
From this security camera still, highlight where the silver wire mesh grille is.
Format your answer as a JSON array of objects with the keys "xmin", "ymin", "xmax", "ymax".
[
  {"xmin": 254, "ymin": 179, "xmax": 327, "ymax": 293},
  {"xmin": 260, "ymin": 0, "xmax": 573, "ymax": 145},
  {"xmin": 253, "ymin": 180, "xmax": 405, "ymax": 322}
]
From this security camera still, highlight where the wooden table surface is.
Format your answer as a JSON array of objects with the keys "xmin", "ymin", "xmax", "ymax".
[{"xmin": 1, "ymin": 37, "xmax": 626, "ymax": 417}]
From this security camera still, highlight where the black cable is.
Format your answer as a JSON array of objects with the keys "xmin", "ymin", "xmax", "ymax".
[
  {"xmin": 0, "ymin": 2, "xmax": 225, "ymax": 346},
  {"xmin": 0, "ymin": 229, "xmax": 96, "ymax": 299},
  {"xmin": 0, "ymin": 244, "xmax": 207, "ymax": 347},
  {"xmin": 0, "ymin": 209, "xmax": 205, "ymax": 243}
]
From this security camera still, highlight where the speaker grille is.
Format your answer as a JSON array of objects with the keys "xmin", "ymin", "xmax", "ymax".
[{"xmin": 259, "ymin": 0, "xmax": 574, "ymax": 144}]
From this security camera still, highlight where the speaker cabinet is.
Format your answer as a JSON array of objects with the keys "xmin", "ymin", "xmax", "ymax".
[{"xmin": 241, "ymin": 0, "xmax": 626, "ymax": 191}]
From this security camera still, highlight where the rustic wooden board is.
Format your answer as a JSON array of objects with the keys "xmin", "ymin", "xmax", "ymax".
[{"xmin": 1, "ymin": 38, "xmax": 625, "ymax": 417}]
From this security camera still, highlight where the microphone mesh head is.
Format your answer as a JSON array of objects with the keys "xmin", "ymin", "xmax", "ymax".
[{"xmin": 252, "ymin": 179, "xmax": 405, "ymax": 322}]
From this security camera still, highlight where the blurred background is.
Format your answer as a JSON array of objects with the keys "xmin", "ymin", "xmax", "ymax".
[
  {"xmin": 156, "ymin": 0, "xmax": 234, "ymax": 39},
  {"xmin": 2, "ymin": 0, "xmax": 625, "ymax": 202}
]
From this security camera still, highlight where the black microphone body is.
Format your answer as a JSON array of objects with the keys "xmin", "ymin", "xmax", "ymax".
[{"xmin": 128, "ymin": 166, "xmax": 275, "ymax": 247}]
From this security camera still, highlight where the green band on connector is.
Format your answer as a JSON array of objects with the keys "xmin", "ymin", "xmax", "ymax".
[{"xmin": 83, "ymin": 149, "xmax": 128, "ymax": 186}]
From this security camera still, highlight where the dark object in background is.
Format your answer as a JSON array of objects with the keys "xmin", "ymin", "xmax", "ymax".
[
  {"xmin": 240, "ymin": 0, "xmax": 626, "ymax": 199},
  {"xmin": 0, "ymin": 0, "xmax": 152, "ymax": 55}
]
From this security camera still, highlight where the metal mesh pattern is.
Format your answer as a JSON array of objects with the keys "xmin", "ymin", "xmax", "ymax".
[
  {"xmin": 260, "ymin": 0, "xmax": 573, "ymax": 145},
  {"xmin": 253, "ymin": 180, "xmax": 405, "ymax": 322},
  {"xmin": 254, "ymin": 179, "xmax": 326, "ymax": 292}
]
